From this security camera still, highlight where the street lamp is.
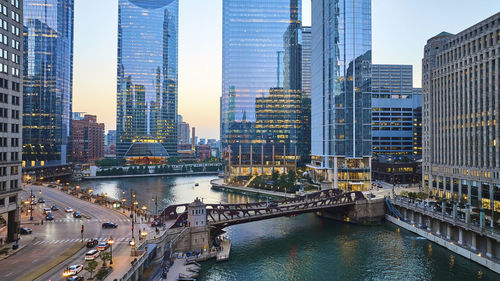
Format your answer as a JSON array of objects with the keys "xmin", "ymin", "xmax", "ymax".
[
  {"xmin": 121, "ymin": 198, "xmax": 126, "ymax": 213},
  {"xmin": 141, "ymin": 228, "xmax": 147, "ymax": 239},
  {"xmin": 108, "ymin": 237, "xmax": 114, "ymax": 264}
]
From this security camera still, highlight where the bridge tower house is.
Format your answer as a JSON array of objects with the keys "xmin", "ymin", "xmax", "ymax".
[{"xmin": 187, "ymin": 197, "xmax": 210, "ymax": 253}]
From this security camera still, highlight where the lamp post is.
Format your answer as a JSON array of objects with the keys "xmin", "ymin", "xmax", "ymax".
[
  {"xmin": 108, "ymin": 237, "xmax": 114, "ymax": 264},
  {"xmin": 121, "ymin": 198, "xmax": 126, "ymax": 213},
  {"xmin": 29, "ymin": 189, "xmax": 33, "ymax": 221},
  {"xmin": 152, "ymin": 196, "xmax": 158, "ymax": 220}
]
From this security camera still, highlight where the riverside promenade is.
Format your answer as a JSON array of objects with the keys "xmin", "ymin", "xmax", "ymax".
[{"xmin": 210, "ymin": 178, "xmax": 294, "ymax": 198}]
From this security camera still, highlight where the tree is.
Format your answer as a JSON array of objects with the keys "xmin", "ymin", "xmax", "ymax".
[
  {"xmin": 271, "ymin": 170, "xmax": 279, "ymax": 184},
  {"xmin": 287, "ymin": 170, "xmax": 296, "ymax": 185},
  {"xmin": 100, "ymin": 251, "xmax": 112, "ymax": 267},
  {"xmin": 85, "ymin": 260, "xmax": 98, "ymax": 279}
]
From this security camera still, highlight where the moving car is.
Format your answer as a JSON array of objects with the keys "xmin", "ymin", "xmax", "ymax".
[
  {"xmin": 226, "ymin": 210, "xmax": 240, "ymax": 216},
  {"xmin": 45, "ymin": 214, "xmax": 54, "ymax": 221},
  {"xmin": 102, "ymin": 222, "xmax": 117, "ymax": 228},
  {"xmin": 84, "ymin": 249, "xmax": 100, "ymax": 261},
  {"xmin": 20, "ymin": 227, "xmax": 32, "ymax": 234},
  {"xmin": 67, "ymin": 264, "xmax": 83, "ymax": 276},
  {"xmin": 67, "ymin": 276, "xmax": 84, "ymax": 281},
  {"xmin": 151, "ymin": 220, "xmax": 161, "ymax": 227},
  {"xmin": 97, "ymin": 243, "xmax": 109, "ymax": 251},
  {"xmin": 65, "ymin": 207, "xmax": 73, "ymax": 213},
  {"xmin": 86, "ymin": 239, "xmax": 99, "ymax": 248},
  {"xmin": 38, "ymin": 198, "xmax": 45, "ymax": 203},
  {"xmin": 43, "ymin": 208, "xmax": 52, "ymax": 214},
  {"xmin": 51, "ymin": 205, "xmax": 59, "ymax": 211},
  {"xmin": 73, "ymin": 211, "xmax": 82, "ymax": 218},
  {"xmin": 267, "ymin": 201, "xmax": 278, "ymax": 208}
]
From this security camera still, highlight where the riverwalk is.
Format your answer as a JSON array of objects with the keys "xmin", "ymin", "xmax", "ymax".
[
  {"xmin": 85, "ymin": 171, "xmax": 219, "ymax": 180},
  {"xmin": 210, "ymin": 178, "xmax": 294, "ymax": 198}
]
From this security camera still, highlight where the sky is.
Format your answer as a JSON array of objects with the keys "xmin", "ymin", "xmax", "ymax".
[{"xmin": 73, "ymin": 0, "xmax": 500, "ymax": 140}]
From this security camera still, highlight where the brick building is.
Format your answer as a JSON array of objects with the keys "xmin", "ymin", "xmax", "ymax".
[{"xmin": 72, "ymin": 115, "xmax": 105, "ymax": 163}]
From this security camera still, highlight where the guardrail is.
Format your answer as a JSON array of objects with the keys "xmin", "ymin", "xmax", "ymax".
[
  {"xmin": 119, "ymin": 250, "xmax": 147, "ymax": 281},
  {"xmin": 392, "ymin": 197, "xmax": 500, "ymax": 240}
]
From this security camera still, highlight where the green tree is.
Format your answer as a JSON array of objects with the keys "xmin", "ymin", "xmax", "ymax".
[
  {"xmin": 271, "ymin": 171, "xmax": 279, "ymax": 184},
  {"xmin": 100, "ymin": 251, "xmax": 112, "ymax": 267},
  {"xmin": 287, "ymin": 170, "xmax": 296, "ymax": 185},
  {"xmin": 85, "ymin": 260, "xmax": 98, "ymax": 279}
]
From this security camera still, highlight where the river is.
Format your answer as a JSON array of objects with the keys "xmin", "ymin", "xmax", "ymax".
[{"xmin": 73, "ymin": 175, "xmax": 498, "ymax": 281}]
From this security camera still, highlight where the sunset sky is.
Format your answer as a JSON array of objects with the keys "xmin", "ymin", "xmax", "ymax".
[{"xmin": 73, "ymin": 0, "xmax": 499, "ymax": 139}]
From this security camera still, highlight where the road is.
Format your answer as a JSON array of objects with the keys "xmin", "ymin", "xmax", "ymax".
[{"xmin": 0, "ymin": 185, "xmax": 144, "ymax": 281}]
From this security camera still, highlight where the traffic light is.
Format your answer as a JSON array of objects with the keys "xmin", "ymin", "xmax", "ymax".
[{"xmin": 81, "ymin": 224, "xmax": 84, "ymax": 233}]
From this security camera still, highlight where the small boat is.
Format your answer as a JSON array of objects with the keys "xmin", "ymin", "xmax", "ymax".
[{"xmin": 194, "ymin": 183, "xmax": 199, "ymax": 187}]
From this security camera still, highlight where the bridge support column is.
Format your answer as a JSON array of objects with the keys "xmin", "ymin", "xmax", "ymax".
[
  {"xmin": 410, "ymin": 211, "xmax": 414, "ymax": 224},
  {"xmin": 446, "ymin": 224, "xmax": 451, "ymax": 240},
  {"xmin": 486, "ymin": 238, "xmax": 493, "ymax": 258},
  {"xmin": 403, "ymin": 209, "xmax": 407, "ymax": 220},
  {"xmin": 435, "ymin": 220, "xmax": 441, "ymax": 236},
  {"xmin": 418, "ymin": 213, "xmax": 422, "ymax": 228},
  {"xmin": 471, "ymin": 232, "xmax": 477, "ymax": 251},
  {"xmin": 426, "ymin": 217, "xmax": 431, "ymax": 231},
  {"xmin": 458, "ymin": 228, "xmax": 463, "ymax": 245}
]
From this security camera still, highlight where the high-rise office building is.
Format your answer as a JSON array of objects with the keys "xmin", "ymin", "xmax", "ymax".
[
  {"xmin": 301, "ymin": 26, "xmax": 312, "ymax": 163},
  {"xmin": 220, "ymin": 0, "xmax": 304, "ymax": 178},
  {"xmin": 371, "ymin": 64, "xmax": 422, "ymax": 159},
  {"xmin": 0, "ymin": 0, "xmax": 22, "ymax": 244},
  {"xmin": 116, "ymin": 0, "xmax": 178, "ymax": 157},
  {"xmin": 422, "ymin": 13, "xmax": 499, "ymax": 211},
  {"xmin": 177, "ymin": 115, "xmax": 190, "ymax": 144},
  {"xmin": 22, "ymin": 0, "xmax": 74, "ymax": 168},
  {"xmin": 309, "ymin": 0, "xmax": 372, "ymax": 191}
]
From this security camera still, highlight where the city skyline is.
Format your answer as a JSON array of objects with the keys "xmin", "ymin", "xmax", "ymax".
[{"xmin": 73, "ymin": 0, "xmax": 500, "ymax": 139}]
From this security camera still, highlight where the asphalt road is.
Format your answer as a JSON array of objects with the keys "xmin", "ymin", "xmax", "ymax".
[{"xmin": 0, "ymin": 185, "xmax": 137, "ymax": 281}]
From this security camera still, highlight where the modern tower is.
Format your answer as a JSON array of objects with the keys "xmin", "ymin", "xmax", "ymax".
[
  {"xmin": 301, "ymin": 26, "xmax": 312, "ymax": 164},
  {"xmin": 221, "ymin": 0, "xmax": 304, "ymax": 178},
  {"xmin": 422, "ymin": 13, "xmax": 499, "ymax": 210},
  {"xmin": 309, "ymin": 0, "xmax": 372, "ymax": 191},
  {"xmin": 117, "ymin": 0, "xmax": 178, "ymax": 157},
  {"xmin": 0, "ymin": 0, "xmax": 22, "ymax": 244},
  {"xmin": 22, "ymin": 0, "xmax": 74, "ymax": 168}
]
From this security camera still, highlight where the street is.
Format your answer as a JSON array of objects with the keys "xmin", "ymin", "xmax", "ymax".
[{"xmin": 0, "ymin": 185, "xmax": 149, "ymax": 281}]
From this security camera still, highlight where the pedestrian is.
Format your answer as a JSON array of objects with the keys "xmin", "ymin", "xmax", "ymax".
[{"xmin": 41, "ymin": 219, "xmax": 43, "ymax": 225}]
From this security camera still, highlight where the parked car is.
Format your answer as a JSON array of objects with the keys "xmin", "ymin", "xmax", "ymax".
[
  {"xmin": 38, "ymin": 198, "xmax": 45, "ymax": 203},
  {"xmin": 45, "ymin": 214, "xmax": 54, "ymax": 221},
  {"xmin": 43, "ymin": 208, "xmax": 52, "ymax": 214},
  {"xmin": 51, "ymin": 205, "xmax": 59, "ymax": 211},
  {"xmin": 20, "ymin": 227, "xmax": 32, "ymax": 235},
  {"xmin": 102, "ymin": 222, "xmax": 117, "ymax": 228},
  {"xmin": 65, "ymin": 207, "xmax": 73, "ymax": 213},
  {"xmin": 84, "ymin": 249, "xmax": 100, "ymax": 261},
  {"xmin": 73, "ymin": 211, "xmax": 82, "ymax": 218},
  {"xmin": 97, "ymin": 243, "xmax": 109, "ymax": 251},
  {"xmin": 86, "ymin": 239, "xmax": 99, "ymax": 248}
]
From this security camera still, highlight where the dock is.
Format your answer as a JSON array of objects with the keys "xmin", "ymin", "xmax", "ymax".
[
  {"xmin": 165, "ymin": 255, "xmax": 201, "ymax": 281},
  {"xmin": 216, "ymin": 239, "xmax": 231, "ymax": 262}
]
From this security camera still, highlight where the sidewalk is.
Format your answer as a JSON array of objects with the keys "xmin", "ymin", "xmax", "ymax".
[{"xmin": 0, "ymin": 234, "xmax": 36, "ymax": 261}]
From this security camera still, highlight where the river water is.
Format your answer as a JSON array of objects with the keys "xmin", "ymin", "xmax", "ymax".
[{"xmin": 74, "ymin": 175, "xmax": 498, "ymax": 281}]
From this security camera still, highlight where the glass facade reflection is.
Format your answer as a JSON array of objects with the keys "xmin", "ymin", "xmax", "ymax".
[
  {"xmin": 310, "ymin": 0, "xmax": 372, "ymax": 191},
  {"xmin": 221, "ymin": 0, "xmax": 305, "ymax": 177},
  {"xmin": 117, "ymin": 0, "xmax": 178, "ymax": 157},
  {"xmin": 23, "ymin": 0, "xmax": 74, "ymax": 167}
]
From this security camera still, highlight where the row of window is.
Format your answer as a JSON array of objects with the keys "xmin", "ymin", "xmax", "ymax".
[
  {"xmin": 0, "ymin": 151, "xmax": 19, "ymax": 161},
  {"xmin": 0, "ymin": 122, "xmax": 19, "ymax": 133},
  {"xmin": 0, "ymin": 166, "xmax": 18, "ymax": 176},
  {"xmin": 0, "ymin": 107, "xmax": 18, "ymax": 119},
  {"xmin": 0, "ymin": 137, "xmax": 18, "ymax": 147}
]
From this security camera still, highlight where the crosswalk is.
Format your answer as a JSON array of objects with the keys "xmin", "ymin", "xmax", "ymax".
[
  {"xmin": 46, "ymin": 218, "xmax": 132, "ymax": 223},
  {"xmin": 32, "ymin": 236, "xmax": 132, "ymax": 245}
]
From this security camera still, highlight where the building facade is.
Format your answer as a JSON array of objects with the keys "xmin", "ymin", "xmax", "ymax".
[
  {"xmin": 177, "ymin": 114, "xmax": 189, "ymax": 144},
  {"xmin": 422, "ymin": 13, "xmax": 500, "ymax": 211},
  {"xmin": 301, "ymin": 26, "xmax": 312, "ymax": 164},
  {"xmin": 220, "ymin": 0, "xmax": 304, "ymax": 178},
  {"xmin": 22, "ymin": 0, "xmax": 74, "ymax": 168},
  {"xmin": 0, "ymin": 0, "xmax": 22, "ymax": 244},
  {"xmin": 309, "ymin": 0, "xmax": 372, "ymax": 191},
  {"xmin": 71, "ymin": 115, "xmax": 105, "ymax": 163},
  {"xmin": 371, "ymin": 64, "xmax": 422, "ymax": 160},
  {"xmin": 116, "ymin": 0, "xmax": 178, "ymax": 157}
]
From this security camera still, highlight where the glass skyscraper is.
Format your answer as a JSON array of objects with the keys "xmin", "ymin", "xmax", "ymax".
[
  {"xmin": 23, "ymin": 0, "xmax": 74, "ymax": 167},
  {"xmin": 221, "ymin": 0, "xmax": 304, "ymax": 178},
  {"xmin": 309, "ymin": 0, "xmax": 372, "ymax": 191},
  {"xmin": 116, "ymin": 0, "xmax": 178, "ymax": 157}
]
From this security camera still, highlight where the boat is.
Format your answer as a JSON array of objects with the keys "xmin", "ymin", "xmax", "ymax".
[
  {"xmin": 218, "ymin": 172, "xmax": 224, "ymax": 178},
  {"xmin": 194, "ymin": 183, "xmax": 199, "ymax": 187}
]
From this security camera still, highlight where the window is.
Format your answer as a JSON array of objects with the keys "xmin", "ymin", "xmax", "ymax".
[{"xmin": 11, "ymin": 0, "xmax": 20, "ymax": 9}]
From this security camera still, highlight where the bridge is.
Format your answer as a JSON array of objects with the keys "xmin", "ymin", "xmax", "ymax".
[{"xmin": 159, "ymin": 189, "xmax": 365, "ymax": 236}]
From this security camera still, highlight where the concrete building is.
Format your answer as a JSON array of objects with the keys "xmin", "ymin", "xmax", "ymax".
[
  {"xmin": 308, "ymin": 0, "xmax": 372, "ymax": 191},
  {"xmin": 0, "ymin": 0, "xmax": 23, "ymax": 244},
  {"xmin": 105, "ymin": 130, "xmax": 116, "ymax": 147},
  {"xmin": 71, "ymin": 115, "xmax": 105, "ymax": 163},
  {"xmin": 177, "ymin": 115, "xmax": 190, "ymax": 144},
  {"xmin": 301, "ymin": 26, "xmax": 311, "ymax": 164},
  {"xmin": 372, "ymin": 65, "xmax": 422, "ymax": 160},
  {"xmin": 422, "ymin": 13, "xmax": 500, "ymax": 211}
]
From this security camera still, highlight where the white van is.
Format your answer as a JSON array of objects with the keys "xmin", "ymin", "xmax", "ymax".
[
  {"xmin": 43, "ymin": 208, "xmax": 51, "ymax": 214},
  {"xmin": 84, "ymin": 249, "xmax": 100, "ymax": 261}
]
